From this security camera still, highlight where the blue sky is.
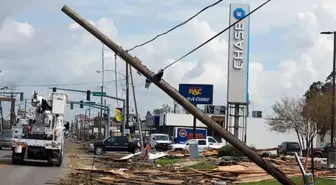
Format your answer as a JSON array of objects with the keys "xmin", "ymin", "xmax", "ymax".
[{"xmin": 1, "ymin": 0, "xmax": 334, "ymax": 119}]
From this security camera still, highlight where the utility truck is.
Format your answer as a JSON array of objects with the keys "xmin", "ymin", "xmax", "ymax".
[{"xmin": 11, "ymin": 91, "xmax": 67, "ymax": 166}]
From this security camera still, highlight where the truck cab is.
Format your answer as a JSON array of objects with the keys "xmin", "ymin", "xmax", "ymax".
[
  {"xmin": 148, "ymin": 133, "xmax": 172, "ymax": 151},
  {"xmin": 276, "ymin": 141, "xmax": 301, "ymax": 156}
]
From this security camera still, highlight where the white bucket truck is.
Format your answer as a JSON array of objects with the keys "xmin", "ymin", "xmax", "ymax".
[{"xmin": 11, "ymin": 91, "xmax": 67, "ymax": 166}]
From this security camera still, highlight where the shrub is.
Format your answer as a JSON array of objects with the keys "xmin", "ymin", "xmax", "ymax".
[{"xmin": 218, "ymin": 144, "xmax": 257, "ymax": 157}]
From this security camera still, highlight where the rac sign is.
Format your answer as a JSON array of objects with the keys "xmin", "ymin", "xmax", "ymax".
[{"xmin": 189, "ymin": 88, "xmax": 202, "ymax": 96}]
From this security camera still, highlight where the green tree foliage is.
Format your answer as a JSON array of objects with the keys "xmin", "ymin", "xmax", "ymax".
[{"xmin": 304, "ymin": 70, "xmax": 336, "ymax": 143}]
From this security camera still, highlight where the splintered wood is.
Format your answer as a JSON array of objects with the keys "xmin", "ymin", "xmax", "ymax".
[{"xmin": 74, "ymin": 160, "xmax": 336, "ymax": 185}]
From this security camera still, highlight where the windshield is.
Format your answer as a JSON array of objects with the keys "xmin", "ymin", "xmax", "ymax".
[
  {"xmin": 154, "ymin": 135, "xmax": 169, "ymax": 141},
  {"xmin": 321, "ymin": 143, "xmax": 328, "ymax": 149},
  {"xmin": 0, "ymin": 131, "xmax": 13, "ymax": 138}
]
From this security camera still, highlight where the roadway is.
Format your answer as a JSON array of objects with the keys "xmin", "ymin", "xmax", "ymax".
[{"xmin": 0, "ymin": 144, "xmax": 69, "ymax": 185}]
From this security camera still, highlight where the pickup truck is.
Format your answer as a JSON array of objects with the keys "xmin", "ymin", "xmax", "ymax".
[
  {"xmin": 147, "ymin": 133, "xmax": 173, "ymax": 151},
  {"xmin": 311, "ymin": 143, "xmax": 336, "ymax": 158},
  {"xmin": 171, "ymin": 136, "xmax": 224, "ymax": 152},
  {"xmin": 90, "ymin": 136, "xmax": 140, "ymax": 155},
  {"xmin": 276, "ymin": 141, "xmax": 301, "ymax": 156}
]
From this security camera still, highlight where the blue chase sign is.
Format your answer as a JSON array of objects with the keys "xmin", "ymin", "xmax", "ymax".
[{"xmin": 178, "ymin": 84, "xmax": 213, "ymax": 105}]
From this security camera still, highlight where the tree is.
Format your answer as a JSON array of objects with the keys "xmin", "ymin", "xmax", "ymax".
[
  {"xmin": 304, "ymin": 70, "xmax": 336, "ymax": 143},
  {"xmin": 152, "ymin": 104, "xmax": 174, "ymax": 114},
  {"xmin": 266, "ymin": 97, "xmax": 319, "ymax": 150}
]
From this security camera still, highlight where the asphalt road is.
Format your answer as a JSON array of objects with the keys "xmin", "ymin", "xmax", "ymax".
[{"xmin": 0, "ymin": 146, "xmax": 68, "ymax": 185}]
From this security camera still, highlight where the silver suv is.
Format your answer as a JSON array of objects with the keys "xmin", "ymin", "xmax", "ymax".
[{"xmin": 0, "ymin": 130, "xmax": 13, "ymax": 149}]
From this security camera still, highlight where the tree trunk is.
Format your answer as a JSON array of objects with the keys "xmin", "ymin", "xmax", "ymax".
[{"xmin": 295, "ymin": 129, "xmax": 302, "ymax": 150}]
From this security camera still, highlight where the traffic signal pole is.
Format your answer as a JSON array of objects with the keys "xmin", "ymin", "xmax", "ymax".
[
  {"xmin": 68, "ymin": 101, "xmax": 111, "ymax": 137},
  {"xmin": 52, "ymin": 87, "xmax": 125, "ymax": 136},
  {"xmin": 61, "ymin": 5, "xmax": 295, "ymax": 185}
]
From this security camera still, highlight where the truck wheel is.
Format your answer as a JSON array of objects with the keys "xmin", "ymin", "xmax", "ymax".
[
  {"xmin": 133, "ymin": 148, "xmax": 140, "ymax": 153},
  {"xmin": 94, "ymin": 147, "xmax": 104, "ymax": 155},
  {"xmin": 12, "ymin": 154, "xmax": 18, "ymax": 165},
  {"xmin": 55, "ymin": 157, "xmax": 62, "ymax": 167}
]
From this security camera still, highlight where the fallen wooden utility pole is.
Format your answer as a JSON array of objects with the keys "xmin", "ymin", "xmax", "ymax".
[{"xmin": 61, "ymin": 5, "xmax": 295, "ymax": 185}]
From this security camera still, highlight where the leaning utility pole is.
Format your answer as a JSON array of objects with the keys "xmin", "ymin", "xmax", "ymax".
[
  {"xmin": 129, "ymin": 65, "xmax": 144, "ymax": 149},
  {"xmin": 125, "ymin": 59, "xmax": 129, "ymax": 135},
  {"xmin": 61, "ymin": 5, "xmax": 295, "ymax": 185}
]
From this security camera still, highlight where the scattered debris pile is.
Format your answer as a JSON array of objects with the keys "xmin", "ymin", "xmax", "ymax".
[{"xmin": 62, "ymin": 147, "xmax": 336, "ymax": 185}]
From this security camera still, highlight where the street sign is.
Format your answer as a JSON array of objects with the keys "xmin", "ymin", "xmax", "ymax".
[
  {"xmin": 86, "ymin": 101, "xmax": 96, "ymax": 105},
  {"xmin": 92, "ymin": 92, "xmax": 106, "ymax": 97}
]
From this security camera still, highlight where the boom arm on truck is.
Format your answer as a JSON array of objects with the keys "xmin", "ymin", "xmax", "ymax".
[{"xmin": 11, "ymin": 91, "xmax": 68, "ymax": 166}]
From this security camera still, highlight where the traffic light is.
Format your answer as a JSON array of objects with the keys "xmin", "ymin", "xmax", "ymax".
[
  {"xmin": 80, "ymin": 100, "xmax": 83, "ymax": 108},
  {"xmin": 64, "ymin": 122, "xmax": 70, "ymax": 130},
  {"xmin": 52, "ymin": 87, "xmax": 57, "ymax": 92},
  {"xmin": 70, "ymin": 103, "xmax": 73, "ymax": 110},
  {"xmin": 86, "ymin": 90, "xmax": 91, "ymax": 101},
  {"xmin": 20, "ymin": 93, "xmax": 24, "ymax": 101},
  {"xmin": 103, "ymin": 113, "xmax": 108, "ymax": 120}
]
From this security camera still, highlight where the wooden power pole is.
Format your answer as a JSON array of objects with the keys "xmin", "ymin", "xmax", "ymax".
[{"xmin": 61, "ymin": 5, "xmax": 296, "ymax": 185}]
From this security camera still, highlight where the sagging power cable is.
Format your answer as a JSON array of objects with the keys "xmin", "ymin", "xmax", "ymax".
[
  {"xmin": 162, "ymin": 0, "xmax": 272, "ymax": 71},
  {"xmin": 126, "ymin": 0, "xmax": 224, "ymax": 52}
]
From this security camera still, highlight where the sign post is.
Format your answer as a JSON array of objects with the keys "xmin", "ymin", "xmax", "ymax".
[
  {"xmin": 179, "ymin": 84, "xmax": 213, "ymax": 139},
  {"xmin": 227, "ymin": 3, "xmax": 251, "ymax": 142}
]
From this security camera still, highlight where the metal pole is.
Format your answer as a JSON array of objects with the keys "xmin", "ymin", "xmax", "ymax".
[
  {"xmin": 60, "ymin": 6, "xmax": 296, "ymax": 184},
  {"xmin": 100, "ymin": 43, "xmax": 105, "ymax": 139},
  {"xmin": 234, "ymin": 104, "xmax": 240, "ymax": 138},
  {"xmin": 122, "ymin": 100, "xmax": 126, "ymax": 136},
  {"xmin": 24, "ymin": 99, "xmax": 27, "ymax": 119},
  {"xmin": 89, "ymin": 107, "xmax": 91, "ymax": 141},
  {"xmin": 193, "ymin": 104, "xmax": 197, "ymax": 139},
  {"xmin": 106, "ymin": 106, "xmax": 110, "ymax": 137},
  {"xmin": 332, "ymin": 32, "xmax": 336, "ymax": 146},
  {"xmin": 0, "ymin": 101, "xmax": 3, "ymax": 131},
  {"xmin": 125, "ymin": 61, "xmax": 129, "ymax": 136},
  {"xmin": 129, "ymin": 65, "xmax": 144, "ymax": 149}
]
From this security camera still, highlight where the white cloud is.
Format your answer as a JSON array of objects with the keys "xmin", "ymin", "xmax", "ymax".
[{"xmin": 0, "ymin": 0, "xmax": 336, "ymax": 121}]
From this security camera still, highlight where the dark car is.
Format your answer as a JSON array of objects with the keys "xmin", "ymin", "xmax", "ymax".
[
  {"xmin": 93, "ymin": 136, "xmax": 140, "ymax": 155},
  {"xmin": 0, "ymin": 130, "xmax": 13, "ymax": 149},
  {"xmin": 277, "ymin": 141, "xmax": 301, "ymax": 155}
]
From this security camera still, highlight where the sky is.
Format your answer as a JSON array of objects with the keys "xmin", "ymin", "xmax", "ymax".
[{"xmin": 0, "ymin": 0, "xmax": 336, "ymax": 122}]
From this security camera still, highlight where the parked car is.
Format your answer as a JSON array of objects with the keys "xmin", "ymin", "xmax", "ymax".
[
  {"xmin": 0, "ymin": 130, "xmax": 13, "ymax": 149},
  {"xmin": 148, "ymin": 133, "xmax": 172, "ymax": 151},
  {"xmin": 276, "ymin": 141, "xmax": 301, "ymax": 155},
  {"xmin": 91, "ymin": 136, "xmax": 140, "ymax": 155},
  {"xmin": 171, "ymin": 136, "xmax": 225, "ymax": 152}
]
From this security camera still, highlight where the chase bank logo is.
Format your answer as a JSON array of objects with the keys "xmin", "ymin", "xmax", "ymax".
[{"xmin": 233, "ymin": 8, "xmax": 245, "ymax": 20}]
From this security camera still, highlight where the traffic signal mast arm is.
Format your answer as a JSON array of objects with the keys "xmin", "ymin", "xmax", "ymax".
[
  {"xmin": 67, "ymin": 100, "xmax": 111, "ymax": 137},
  {"xmin": 61, "ymin": 5, "xmax": 295, "ymax": 185}
]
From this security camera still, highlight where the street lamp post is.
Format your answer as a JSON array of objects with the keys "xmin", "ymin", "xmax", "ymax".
[
  {"xmin": 100, "ymin": 43, "xmax": 105, "ymax": 139},
  {"xmin": 321, "ymin": 31, "xmax": 336, "ymax": 146}
]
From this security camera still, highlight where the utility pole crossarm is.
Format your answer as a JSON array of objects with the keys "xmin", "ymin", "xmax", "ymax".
[{"xmin": 61, "ymin": 5, "xmax": 295, "ymax": 185}]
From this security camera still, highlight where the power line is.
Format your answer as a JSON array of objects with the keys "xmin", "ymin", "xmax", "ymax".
[
  {"xmin": 0, "ymin": 79, "xmax": 126, "ymax": 87},
  {"xmin": 163, "ymin": 0, "xmax": 271, "ymax": 70},
  {"xmin": 126, "ymin": 0, "xmax": 224, "ymax": 52}
]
